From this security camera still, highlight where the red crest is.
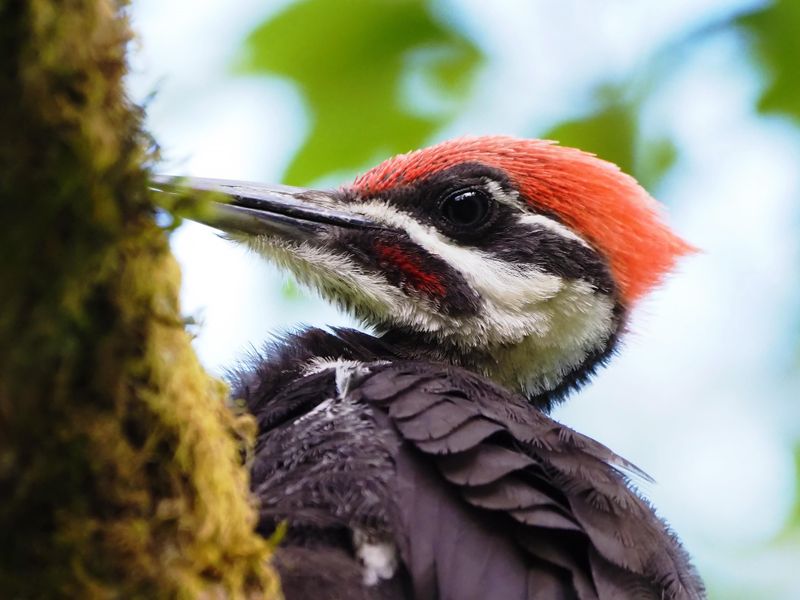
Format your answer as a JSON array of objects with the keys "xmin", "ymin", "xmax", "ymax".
[{"xmin": 353, "ymin": 136, "xmax": 694, "ymax": 306}]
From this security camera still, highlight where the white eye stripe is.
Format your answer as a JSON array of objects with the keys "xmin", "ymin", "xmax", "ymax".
[
  {"xmin": 353, "ymin": 201, "xmax": 563, "ymax": 301},
  {"xmin": 517, "ymin": 214, "xmax": 592, "ymax": 249},
  {"xmin": 352, "ymin": 179, "xmax": 589, "ymax": 252},
  {"xmin": 467, "ymin": 178, "xmax": 592, "ymax": 250},
  {"xmin": 482, "ymin": 179, "xmax": 521, "ymax": 208}
]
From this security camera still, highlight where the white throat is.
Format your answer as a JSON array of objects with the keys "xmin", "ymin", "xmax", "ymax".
[{"xmin": 235, "ymin": 201, "xmax": 619, "ymax": 400}]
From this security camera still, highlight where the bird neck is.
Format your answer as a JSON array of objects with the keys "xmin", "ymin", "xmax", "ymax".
[
  {"xmin": 379, "ymin": 308, "xmax": 622, "ymax": 411},
  {"xmin": 237, "ymin": 321, "xmax": 619, "ymax": 413}
]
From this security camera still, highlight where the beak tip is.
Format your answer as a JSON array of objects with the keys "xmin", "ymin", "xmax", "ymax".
[{"xmin": 150, "ymin": 176, "xmax": 379, "ymax": 239}]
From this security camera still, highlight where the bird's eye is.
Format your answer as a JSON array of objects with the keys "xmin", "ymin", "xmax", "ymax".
[{"xmin": 438, "ymin": 188, "xmax": 493, "ymax": 229}]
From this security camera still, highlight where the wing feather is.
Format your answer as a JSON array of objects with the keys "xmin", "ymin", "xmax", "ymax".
[
  {"xmin": 438, "ymin": 443, "xmax": 536, "ymax": 486},
  {"xmin": 354, "ymin": 361, "xmax": 705, "ymax": 600},
  {"xmin": 415, "ymin": 418, "xmax": 505, "ymax": 454}
]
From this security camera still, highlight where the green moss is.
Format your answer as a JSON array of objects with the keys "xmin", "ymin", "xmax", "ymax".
[{"xmin": 0, "ymin": 1, "xmax": 279, "ymax": 597}]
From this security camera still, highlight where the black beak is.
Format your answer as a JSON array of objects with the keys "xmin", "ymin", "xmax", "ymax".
[{"xmin": 150, "ymin": 175, "xmax": 379, "ymax": 238}]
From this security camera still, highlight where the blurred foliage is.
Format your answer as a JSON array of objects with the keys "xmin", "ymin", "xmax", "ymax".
[
  {"xmin": 734, "ymin": 0, "xmax": 800, "ymax": 547},
  {"xmin": 239, "ymin": 0, "xmax": 481, "ymax": 186},
  {"xmin": 545, "ymin": 96, "xmax": 635, "ymax": 180},
  {"xmin": 778, "ymin": 443, "xmax": 800, "ymax": 539},
  {"xmin": 281, "ymin": 278, "xmax": 306, "ymax": 301},
  {"xmin": 541, "ymin": 87, "xmax": 678, "ymax": 192},
  {"xmin": 737, "ymin": 0, "xmax": 800, "ymax": 122}
]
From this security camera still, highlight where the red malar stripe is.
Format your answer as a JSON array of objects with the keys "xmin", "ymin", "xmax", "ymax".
[{"xmin": 374, "ymin": 241, "xmax": 446, "ymax": 298}]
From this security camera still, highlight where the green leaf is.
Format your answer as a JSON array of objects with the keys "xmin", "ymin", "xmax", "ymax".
[
  {"xmin": 737, "ymin": 0, "xmax": 800, "ymax": 121},
  {"xmin": 781, "ymin": 443, "xmax": 800, "ymax": 535},
  {"xmin": 238, "ymin": 0, "xmax": 481, "ymax": 185},
  {"xmin": 637, "ymin": 136, "xmax": 678, "ymax": 192},
  {"xmin": 543, "ymin": 98, "xmax": 637, "ymax": 178},
  {"xmin": 541, "ymin": 88, "xmax": 677, "ymax": 191},
  {"xmin": 280, "ymin": 278, "xmax": 305, "ymax": 301}
]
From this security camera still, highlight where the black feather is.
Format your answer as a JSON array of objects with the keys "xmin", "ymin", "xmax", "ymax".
[{"xmin": 237, "ymin": 330, "xmax": 705, "ymax": 599}]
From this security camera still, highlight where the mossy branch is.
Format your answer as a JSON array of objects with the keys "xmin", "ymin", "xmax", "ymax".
[{"xmin": 0, "ymin": 1, "xmax": 279, "ymax": 597}]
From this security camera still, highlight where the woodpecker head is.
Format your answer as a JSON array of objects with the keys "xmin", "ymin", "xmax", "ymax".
[{"xmin": 156, "ymin": 136, "xmax": 692, "ymax": 408}]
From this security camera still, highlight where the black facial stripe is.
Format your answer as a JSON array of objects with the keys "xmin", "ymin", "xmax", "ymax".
[
  {"xmin": 478, "ymin": 223, "xmax": 616, "ymax": 295},
  {"xmin": 340, "ymin": 161, "xmax": 616, "ymax": 297},
  {"xmin": 343, "ymin": 163, "xmax": 516, "ymax": 239},
  {"xmin": 330, "ymin": 228, "xmax": 481, "ymax": 318}
]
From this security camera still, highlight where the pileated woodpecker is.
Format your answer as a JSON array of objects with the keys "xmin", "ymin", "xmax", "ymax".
[{"xmin": 154, "ymin": 136, "xmax": 704, "ymax": 600}]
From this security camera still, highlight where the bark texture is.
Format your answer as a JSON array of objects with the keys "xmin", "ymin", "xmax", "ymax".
[{"xmin": 0, "ymin": 1, "xmax": 280, "ymax": 597}]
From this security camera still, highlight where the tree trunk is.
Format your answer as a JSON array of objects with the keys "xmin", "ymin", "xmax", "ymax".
[{"xmin": 0, "ymin": 1, "xmax": 280, "ymax": 597}]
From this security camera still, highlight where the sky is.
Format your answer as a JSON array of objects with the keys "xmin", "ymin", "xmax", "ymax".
[{"xmin": 128, "ymin": 1, "xmax": 800, "ymax": 595}]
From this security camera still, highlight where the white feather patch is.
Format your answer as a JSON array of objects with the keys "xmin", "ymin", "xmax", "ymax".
[
  {"xmin": 304, "ymin": 358, "xmax": 377, "ymax": 397},
  {"xmin": 352, "ymin": 529, "xmax": 398, "ymax": 586},
  {"xmin": 518, "ymin": 213, "xmax": 592, "ymax": 248}
]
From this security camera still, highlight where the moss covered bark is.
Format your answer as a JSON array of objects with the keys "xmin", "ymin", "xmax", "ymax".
[{"xmin": 0, "ymin": 1, "xmax": 279, "ymax": 597}]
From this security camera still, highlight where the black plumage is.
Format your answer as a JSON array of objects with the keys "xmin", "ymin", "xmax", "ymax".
[
  {"xmin": 156, "ymin": 137, "xmax": 704, "ymax": 598},
  {"xmin": 233, "ymin": 328, "xmax": 705, "ymax": 600}
]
